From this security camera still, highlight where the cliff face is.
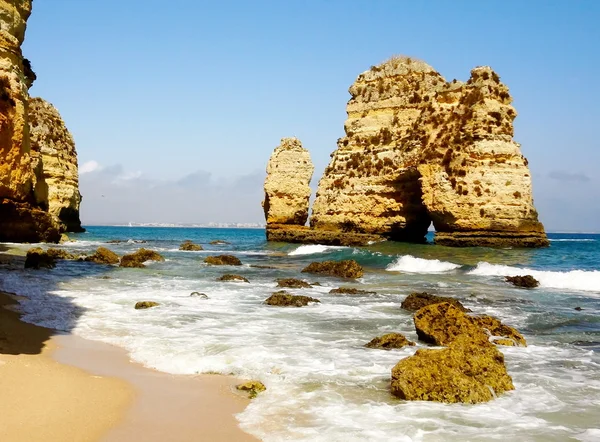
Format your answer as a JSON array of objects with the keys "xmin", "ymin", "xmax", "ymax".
[
  {"xmin": 0, "ymin": 0, "xmax": 69, "ymax": 242},
  {"xmin": 263, "ymin": 138, "xmax": 314, "ymax": 225},
  {"xmin": 29, "ymin": 98, "xmax": 83, "ymax": 232},
  {"xmin": 265, "ymin": 56, "xmax": 547, "ymax": 247}
]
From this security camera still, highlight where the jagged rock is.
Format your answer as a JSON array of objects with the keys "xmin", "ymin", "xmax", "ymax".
[
  {"xmin": 505, "ymin": 275, "xmax": 539, "ymax": 288},
  {"xmin": 218, "ymin": 274, "xmax": 249, "ymax": 283},
  {"xmin": 414, "ymin": 302, "xmax": 527, "ymax": 347},
  {"xmin": 471, "ymin": 315, "xmax": 527, "ymax": 346},
  {"xmin": 263, "ymin": 137, "xmax": 314, "ymax": 226},
  {"xmin": 24, "ymin": 247, "xmax": 56, "ymax": 269},
  {"xmin": 390, "ymin": 335, "xmax": 514, "ymax": 403},
  {"xmin": 45, "ymin": 248, "xmax": 78, "ymax": 260},
  {"xmin": 414, "ymin": 303, "xmax": 486, "ymax": 346},
  {"xmin": 0, "ymin": 0, "xmax": 61, "ymax": 243},
  {"xmin": 236, "ymin": 381, "xmax": 266, "ymax": 399},
  {"xmin": 85, "ymin": 247, "xmax": 120, "ymax": 265},
  {"xmin": 134, "ymin": 301, "xmax": 160, "ymax": 310},
  {"xmin": 276, "ymin": 278, "xmax": 311, "ymax": 289},
  {"xmin": 365, "ymin": 333, "xmax": 415, "ymax": 349},
  {"xmin": 209, "ymin": 240, "xmax": 230, "ymax": 245},
  {"xmin": 329, "ymin": 287, "xmax": 375, "ymax": 295},
  {"xmin": 29, "ymin": 97, "xmax": 83, "ymax": 233},
  {"xmin": 120, "ymin": 248, "xmax": 164, "ymax": 268},
  {"xmin": 203, "ymin": 255, "xmax": 242, "ymax": 266},
  {"xmin": 301, "ymin": 260, "xmax": 364, "ymax": 278},
  {"xmin": 179, "ymin": 240, "xmax": 203, "ymax": 251},
  {"xmin": 264, "ymin": 291, "xmax": 320, "ymax": 307},
  {"xmin": 265, "ymin": 56, "xmax": 547, "ymax": 248},
  {"xmin": 401, "ymin": 292, "xmax": 469, "ymax": 312}
]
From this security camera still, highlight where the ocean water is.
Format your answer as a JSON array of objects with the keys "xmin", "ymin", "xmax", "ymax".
[{"xmin": 1, "ymin": 226, "xmax": 600, "ymax": 441}]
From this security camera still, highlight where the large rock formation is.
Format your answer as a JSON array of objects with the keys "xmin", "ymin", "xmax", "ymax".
[
  {"xmin": 264, "ymin": 56, "xmax": 548, "ymax": 247},
  {"xmin": 29, "ymin": 98, "xmax": 83, "ymax": 232},
  {"xmin": 263, "ymin": 137, "xmax": 314, "ymax": 225},
  {"xmin": 0, "ymin": 0, "xmax": 60, "ymax": 242},
  {"xmin": 0, "ymin": 0, "xmax": 82, "ymax": 242}
]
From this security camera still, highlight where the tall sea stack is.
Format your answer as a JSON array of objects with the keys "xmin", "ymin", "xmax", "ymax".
[{"xmin": 264, "ymin": 56, "xmax": 548, "ymax": 248}]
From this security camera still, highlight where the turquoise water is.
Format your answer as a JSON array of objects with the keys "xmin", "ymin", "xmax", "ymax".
[{"xmin": 1, "ymin": 227, "xmax": 599, "ymax": 441}]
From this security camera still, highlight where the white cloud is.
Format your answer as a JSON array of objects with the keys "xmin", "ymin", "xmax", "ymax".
[{"xmin": 79, "ymin": 160, "xmax": 100, "ymax": 174}]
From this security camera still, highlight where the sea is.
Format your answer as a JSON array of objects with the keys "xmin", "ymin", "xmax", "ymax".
[{"xmin": 1, "ymin": 226, "xmax": 599, "ymax": 442}]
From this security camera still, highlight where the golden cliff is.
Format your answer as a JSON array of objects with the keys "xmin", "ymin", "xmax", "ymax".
[
  {"xmin": 264, "ymin": 56, "xmax": 548, "ymax": 247},
  {"xmin": 29, "ymin": 98, "xmax": 83, "ymax": 232},
  {"xmin": 0, "ymin": 0, "xmax": 82, "ymax": 242}
]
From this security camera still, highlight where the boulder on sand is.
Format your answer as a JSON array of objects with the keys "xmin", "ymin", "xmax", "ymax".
[{"xmin": 301, "ymin": 260, "xmax": 363, "ymax": 278}]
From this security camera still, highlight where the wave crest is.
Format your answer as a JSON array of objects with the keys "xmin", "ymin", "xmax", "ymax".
[
  {"xmin": 288, "ymin": 244, "xmax": 346, "ymax": 256},
  {"xmin": 386, "ymin": 255, "xmax": 461, "ymax": 273}
]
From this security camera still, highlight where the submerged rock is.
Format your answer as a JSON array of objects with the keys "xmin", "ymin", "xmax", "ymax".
[
  {"xmin": 276, "ymin": 278, "xmax": 311, "ymax": 289},
  {"xmin": 236, "ymin": 381, "xmax": 266, "ymax": 399},
  {"xmin": 179, "ymin": 240, "xmax": 203, "ymax": 251},
  {"xmin": 120, "ymin": 248, "xmax": 164, "ymax": 268},
  {"xmin": 391, "ymin": 335, "xmax": 514, "ymax": 403},
  {"xmin": 85, "ymin": 247, "xmax": 120, "ymax": 264},
  {"xmin": 134, "ymin": 301, "xmax": 160, "ymax": 309},
  {"xmin": 190, "ymin": 292, "xmax": 209, "ymax": 298},
  {"xmin": 329, "ymin": 287, "xmax": 376, "ymax": 295},
  {"xmin": 401, "ymin": 292, "xmax": 470, "ymax": 312},
  {"xmin": 203, "ymin": 255, "xmax": 242, "ymax": 266},
  {"xmin": 218, "ymin": 274, "xmax": 249, "ymax": 283},
  {"xmin": 24, "ymin": 247, "xmax": 56, "ymax": 269},
  {"xmin": 264, "ymin": 291, "xmax": 320, "ymax": 307},
  {"xmin": 365, "ymin": 333, "xmax": 415, "ymax": 349},
  {"xmin": 301, "ymin": 260, "xmax": 364, "ymax": 278},
  {"xmin": 505, "ymin": 275, "xmax": 539, "ymax": 288},
  {"xmin": 210, "ymin": 239, "xmax": 230, "ymax": 245}
]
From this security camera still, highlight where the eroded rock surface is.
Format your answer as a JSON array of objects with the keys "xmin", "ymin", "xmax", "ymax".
[
  {"xmin": 203, "ymin": 255, "xmax": 242, "ymax": 266},
  {"xmin": 120, "ymin": 248, "xmax": 164, "ymax": 268},
  {"xmin": 365, "ymin": 333, "xmax": 415, "ymax": 349},
  {"xmin": 505, "ymin": 275, "xmax": 539, "ymax": 288},
  {"xmin": 301, "ymin": 260, "xmax": 364, "ymax": 278},
  {"xmin": 390, "ymin": 335, "xmax": 514, "ymax": 403},
  {"xmin": 179, "ymin": 240, "xmax": 203, "ymax": 251},
  {"xmin": 264, "ymin": 291, "xmax": 320, "ymax": 307},
  {"xmin": 401, "ymin": 292, "xmax": 469, "ymax": 312},
  {"xmin": 276, "ymin": 278, "xmax": 311, "ymax": 289},
  {"xmin": 29, "ymin": 97, "xmax": 83, "ymax": 232},
  {"xmin": 218, "ymin": 274, "xmax": 249, "ymax": 283},
  {"xmin": 263, "ymin": 138, "xmax": 314, "ymax": 226},
  {"xmin": 85, "ymin": 247, "xmax": 120, "ymax": 265}
]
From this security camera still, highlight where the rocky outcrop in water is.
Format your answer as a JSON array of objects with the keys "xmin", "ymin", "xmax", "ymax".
[
  {"xmin": 264, "ymin": 291, "xmax": 320, "ymax": 307},
  {"xmin": 0, "ymin": 0, "xmax": 83, "ymax": 242},
  {"xmin": 365, "ymin": 333, "xmax": 415, "ymax": 349},
  {"xmin": 301, "ymin": 260, "xmax": 364, "ymax": 278},
  {"xmin": 390, "ymin": 335, "xmax": 515, "ymax": 403},
  {"xmin": 29, "ymin": 98, "xmax": 83, "ymax": 232},
  {"xmin": 263, "ymin": 56, "xmax": 548, "ymax": 248},
  {"xmin": 263, "ymin": 138, "xmax": 314, "ymax": 241},
  {"xmin": 401, "ymin": 292, "xmax": 469, "ymax": 312}
]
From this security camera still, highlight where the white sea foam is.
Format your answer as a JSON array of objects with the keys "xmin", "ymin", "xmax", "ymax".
[
  {"xmin": 288, "ymin": 244, "xmax": 346, "ymax": 256},
  {"xmin": 550, "ymin": 239, "xmax": 596, "ymax": 242},
  {"xmin": 386, "ymin": 255, "xmax": 461, "ymax": 273},
  {"xmin": 468, "ymin": 262, "xmax": 600, "ymax": 293}
]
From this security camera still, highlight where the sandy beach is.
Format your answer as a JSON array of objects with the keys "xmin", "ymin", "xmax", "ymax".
[{"xmin": 0, "ymin": 289, "xmax": 255, "ymax": 442}]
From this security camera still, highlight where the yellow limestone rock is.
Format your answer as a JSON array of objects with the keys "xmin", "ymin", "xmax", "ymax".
[
  {"xmin": 29, "ymin": 97, "xmax": 83, "ymax": 232},
  {"xmin": 0, "ymin": 0, "xmax": 60, "ymax": 242},
  {"xmin": 263, "ymin": 137, "xmax": 314, "ymax": 225}
]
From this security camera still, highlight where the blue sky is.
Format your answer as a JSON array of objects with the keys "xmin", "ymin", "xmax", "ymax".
[{"xmin": 23, "ymin": 0, "xmax": 600, "ymax": 230}]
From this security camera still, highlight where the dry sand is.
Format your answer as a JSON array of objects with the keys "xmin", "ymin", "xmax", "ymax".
[{"xmin": 0, "ymin": 290, "xmax": 256, "ymax": 441}]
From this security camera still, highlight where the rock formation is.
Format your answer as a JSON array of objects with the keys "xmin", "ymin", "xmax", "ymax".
[
  {"xmin": 263, "ymin": 137, "xmax": 314, "ymax": 227},
  {"xmin": 29, "ymin": 97, "xmax": 83, "ymax": 232},
  {"xmin": 0, "ymin": 0, "xmax": 83, "ymax": 242},
  {"xmin": 264, "ymin": 56, "xmax": 548, "ymax": 247}
]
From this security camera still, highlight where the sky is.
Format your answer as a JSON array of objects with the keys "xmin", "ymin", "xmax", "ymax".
[{"xmin": 23, "ymin": 0, "xmax": 600, "ymax": 231}]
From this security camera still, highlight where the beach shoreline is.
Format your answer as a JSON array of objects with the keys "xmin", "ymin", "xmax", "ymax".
[{"xmin": 0, "ymin": 289, "xmax": 256, "ymax": 442}]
